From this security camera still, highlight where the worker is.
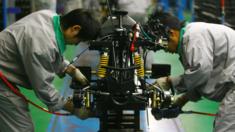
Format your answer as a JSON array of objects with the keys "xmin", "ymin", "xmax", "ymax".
[
  {"xmin": 0, "ymin": 9, "xmax": 101, "ymax": 132},
  {"xmin": 148, "ymin": 11, "xmax": 235, "ymax": 132}
]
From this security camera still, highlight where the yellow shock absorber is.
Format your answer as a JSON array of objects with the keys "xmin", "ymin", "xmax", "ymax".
[
  {"xmin": 134, "ymin": 52, "xmax": 144, "ymax": 78},
  {"xmin": 97, "ymin": 52, "xmax": 109, "ymax": 78},
  {"xmin": 85, "ymin": 91, "xmax": 90, "ymax": 108}
]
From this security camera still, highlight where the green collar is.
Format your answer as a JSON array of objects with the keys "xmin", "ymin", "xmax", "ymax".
[
  {"xmin": 53, "ymin": 15, "xmax": 66, "ymax": 54},
  {"xmin": 177, "ymin": 27, "xmax": 185, "ymax": 53}
]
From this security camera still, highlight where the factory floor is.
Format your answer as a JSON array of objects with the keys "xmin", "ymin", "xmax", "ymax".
[{"xmin": 21, "ymin": 45, "xmax": 219, "ymax": 132}]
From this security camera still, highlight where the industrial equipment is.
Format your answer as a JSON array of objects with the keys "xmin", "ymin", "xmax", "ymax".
[{"xmin": 69, "ymin": 10, "xmax": 178, "ymax": 132}]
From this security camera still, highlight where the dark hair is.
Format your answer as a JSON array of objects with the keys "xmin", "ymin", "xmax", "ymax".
[
  {"xmin": 150, "ymin": 11, "xmax": 184, "ymax": 30},
  {"xmin": 60, "ymin": 9, "xmax": 101, "ymax": 40}
]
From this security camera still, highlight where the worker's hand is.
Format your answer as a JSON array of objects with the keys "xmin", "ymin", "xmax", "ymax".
[
  {"xmin": 148, "ymin": 77, "xmax": 172, "ymax": 91},
  {"xmin": 151, "ymin": 106, "xmax": 182, "ymax": 120},
  {"xmin": 62, "ymin": 97, "xmax": 93, "ymax": 120},
  {"xmin": 73, "ymin": 107, "xmax": 94, "ymax": 120},
  {"xmin": 63, "ymin": 96, "xmax": 74, "ymax": 113},
  {"xmin": 65, "ymin": 64, "xmax": 89, "ymax": 86},
  {"xmin": 73, "ymin": 68, "xmax": 89, "ymax": 85},
  {"xmin": 173, "ymin": 93, "xmax": 189, "ymax": 108},
  {"xmin": 151, "ymin": 94, "xmax": 189, "ymax": 120}
]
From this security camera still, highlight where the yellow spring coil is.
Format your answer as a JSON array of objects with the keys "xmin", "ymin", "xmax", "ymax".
[
  {"xmin": 85, "ymin": 91, "xmax": 90, "ymax": 108},
  {"xmin": 134, "ymin": 53, "xmax": 144, "ymax": 78},
  {"xmin": 97, "ymin": 53, "xmax": 109, "ymax": 78}
]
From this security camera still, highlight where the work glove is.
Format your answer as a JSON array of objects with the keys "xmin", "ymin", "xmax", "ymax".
[
  {"xmin": 172, "ymin": 93, "xmax": 189, "ymax": 108},
  {"xmin": 148, "ymin": 76, "xmax": 172, "ymax": 91},
  {"xmin": 65, "ymin": 64, "xmax": 89, "ymax": 86},
  {"xmin": 73, "ymin": 107, "xmax": 94, "ymax": 120},
  {"xmin": 151, "ymin": 93, "xmax": 189, "ymax": 120},
  {"xmin": 151, "ymin": 105, "xmax": 182, "ymax": 120},
  {"xmin": 63, "ymin": 97, "xmax": 93, "ymax": 120}
]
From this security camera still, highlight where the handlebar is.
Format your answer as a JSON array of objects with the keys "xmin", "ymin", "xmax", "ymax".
[{"xmin": 89, "ymin": 39, "xmax": 164, "ymax": 51}]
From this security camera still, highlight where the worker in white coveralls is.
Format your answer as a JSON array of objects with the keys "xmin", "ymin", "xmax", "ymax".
[
  {"xmin": 0, "ymin": 9, "xmax": 100, "ymax": 132},
  {"xmin": 148, "ymin": 11, "xmax": 235, "ymax": 132}
]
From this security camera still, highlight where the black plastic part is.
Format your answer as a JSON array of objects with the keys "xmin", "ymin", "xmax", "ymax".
[{"xmin": 150, "ymin": 64, "xmax": 171, "ymax": 79}]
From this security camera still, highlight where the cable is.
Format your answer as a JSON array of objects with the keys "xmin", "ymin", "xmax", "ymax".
[
  {"xmin": 144, "ymin": 79, "xmax": 164, "ymax": 93},
  {"xmin": 182, "ymin": 110, "xmax": 216, "ymax": 116},
  {"xmin": 140, "ymin": 24, "xmax": 154, "ymax": 41},
  {"xmin": 0, "ymin": 71, "xmax": 71, "ymax": 116},
  {"xmin": 69, "ymin": 47, "xmax": 89, "ymax": 65},
  {"xmin": 97, "ymin": 34, "xmax": 114, "ymax": 41}
]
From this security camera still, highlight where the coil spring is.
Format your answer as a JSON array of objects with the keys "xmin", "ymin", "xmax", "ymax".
[
  {"xmin": 85, "ymin": 91, "xmax": 90, "ymax": 108},
  {"xmin": 134, "ymin": 53, "xmax": 144, "ymax": 78},
  {"xmin": 97, "ymin": 53, "xmax": 109, "ymax": 78}
]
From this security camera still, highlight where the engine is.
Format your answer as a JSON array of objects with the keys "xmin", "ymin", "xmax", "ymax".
[{"xmin": 70, "ymin": 10, "xmax": 176, "ymax": 132}]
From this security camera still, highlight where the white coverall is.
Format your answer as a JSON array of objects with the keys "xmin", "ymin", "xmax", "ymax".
[
  {"xmin": 171, "ymin": 22, "xmax": 235, "ymax": 132},
  {"xmin": 0, "ymin": 10, "xmax": 68, "ymax": 132}
]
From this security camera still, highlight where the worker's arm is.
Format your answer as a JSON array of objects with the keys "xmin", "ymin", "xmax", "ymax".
[
  {"xmin": 19, "ymin": 30, "xmax": 68, "ymax": 112},
  {"xmin": 64, "ymin": 64, "xmax": 89, "ymax": 86},
  {"xmin": 173, "ymin": 93, "xmax": 189, "ymax": 108},
  {"xmin": 171, "ymin": 31, "xmax": 213, "ymax": 101}
]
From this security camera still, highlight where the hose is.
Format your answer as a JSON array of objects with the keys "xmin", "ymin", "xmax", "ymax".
[
  {"xmin": 182, "ymin": 110, "xmax": 216, "ymax": 116},
  {"xmin": 0, "ymin": 71, "xmax": 71, "ymax": 116}
]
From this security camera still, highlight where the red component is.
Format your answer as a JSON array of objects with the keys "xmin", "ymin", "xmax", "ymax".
[
  {"xmin": 130, "ymin": 32, "xmax": 137, "ymax": 52},
  {"xmin": 130, "ymin": 42, "xmax": 135, "ymax": 52},
  {"xmin": 221, "ymin": 0, "xmax": 224, "ymax": 8}
]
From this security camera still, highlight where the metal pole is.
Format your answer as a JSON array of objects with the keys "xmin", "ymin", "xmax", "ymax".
[{"xmin": 2, "ymin": 0, "xmax": 8, "ymax": 28}]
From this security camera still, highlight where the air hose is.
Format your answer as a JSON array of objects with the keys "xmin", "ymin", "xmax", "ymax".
[
  {"xmin": 182, "ymin": 110, "xmax": 216, "ymax": 116},
  {"xmin": 0, "ymin": 71, "xmax": 71, "ymax": 116}
]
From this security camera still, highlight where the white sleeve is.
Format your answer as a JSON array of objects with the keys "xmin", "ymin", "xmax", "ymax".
[
  {"xmin": 172, "ymin": 33, "xmax": 213, "ymax": 101},
  {"xmin": 19, "ymin": 31, "xmax": 66, "ymax": 112}
]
